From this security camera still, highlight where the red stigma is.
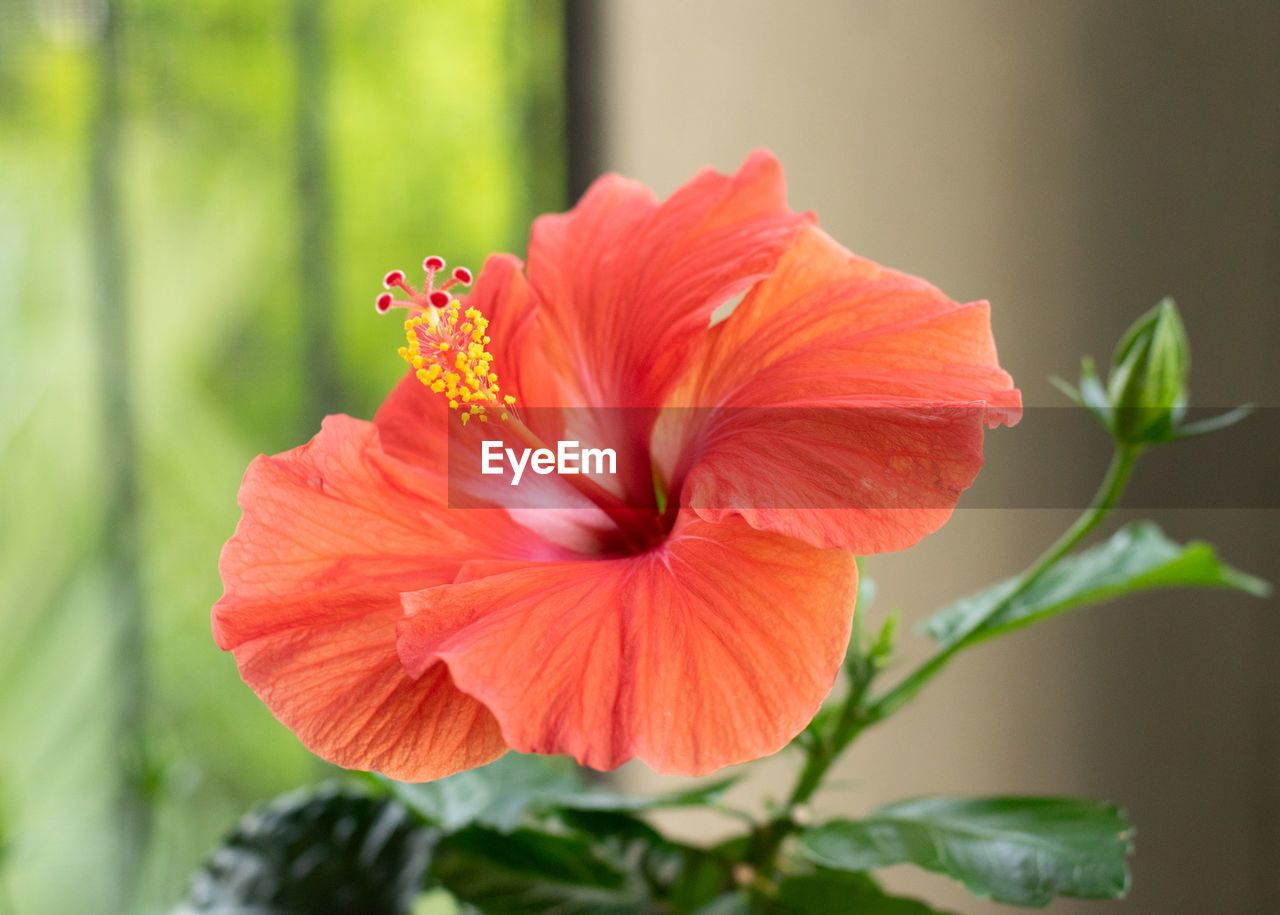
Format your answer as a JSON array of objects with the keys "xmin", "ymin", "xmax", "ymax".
[{"xmin": 375, "ymin": 255, "xmax": 472, "ymax": 317}]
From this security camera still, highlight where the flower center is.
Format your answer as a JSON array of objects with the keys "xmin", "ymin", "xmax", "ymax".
[
  {"xmin": 376, "ymin": 256, "xmax": 515, "ymax": 426},
  {"xmin": 374, "ymin": 257, "xmax": 672, "ymax": 554}
]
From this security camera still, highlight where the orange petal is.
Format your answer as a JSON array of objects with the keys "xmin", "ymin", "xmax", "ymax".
[
  {"xmin": 527, "ymin": 149, "xmax": 807, "ymax": 410},
  {"xmin": 677, "ymin": 404, "xmax": 986, "ymax": 554},
  {"xmin": 213, "ymin": 415, "xmax": 558, "ymax": 777},
  {"xmin": 397, "ymin": 515, "xmax": 856, "ymax": 775},
  {"xmin": 687, "ymin": 225, "xmax": 1021, "ymax": 424},
  {"xmin": 664, "ymin": 225, "xmax": 1022, "ymax": 554},
  {"xmin": 230, "ymin": 594, "xmax": 507, "ymax": 781}
]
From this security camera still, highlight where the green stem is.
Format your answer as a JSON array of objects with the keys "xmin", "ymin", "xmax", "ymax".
[
  {"xmin": 865, "ymin": 442, "xmax": 1142, "ymax": 723},
  {"xmin": 747, "ymin": 650, "xmax": 876, "ymax": 873},
  {"xmin": 746, "ymin": 442, "xmax": 1141, "ymax": 878},
  {"xmin": 787, "ymin": 680, "xmax": 868, "ymax": 811}
]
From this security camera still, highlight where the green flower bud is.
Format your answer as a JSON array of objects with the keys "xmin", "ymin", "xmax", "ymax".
[{"xmin": 1107, "ymin": 297, "xmax": 1190, "ymax": 443}]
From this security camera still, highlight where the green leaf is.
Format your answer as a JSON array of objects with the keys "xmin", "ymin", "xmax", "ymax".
[
  {"xmin": 1077, "ymin": 355, "xmax": 1114, "ymax": 430},
  {"xmin": 691, "ymin": 893, "xmax": 753, "ymax": 915},
  {"xmin": 1049, "ymin": 374, "xmax": 1083, "ymax": 407},
  {"xmin": 799, "ymin": 797, "xmax": 1133, "ymax": 907},
  {"xmin": 661, "ymin": 846, "xmax": 735, "ymax": 912},
  {"xmin": 385, "ymin": 752, "xmax": 737, "ymax": 835},
  {"xmin": 176, "ymin": 783, "xmax": 431, "ymax": 914},
  {"xmin": 1172, "ymin": 403, "xmax": 1255, "ymax": 439},
  {"xmin": 557, "ymin": 808, "xmax": 668, "ymax": 845},
  {"xmin": 548, "ymin": 777, "xmax": 739, "ymax": 814},
  {"xmin": 554, "ymin": 808, "xmax": 734, "ymax": 911},
  {"xmin": 430, "ymin": 826, "xmax": 647, "ymax": 914},
  {"xmin": 869, "ymin": 610, "xmax": 899, "ymax": 668},
  {"xmin": 383, "ymin": 753, "xmax": 583, "ymax": 832},
  {"xmin": 922, "ymin": 521, "xmax": 1270, "ymax": 649},
  {"xmin": 776, "ymin": 869, "xmax": 956, "ymax": 914},
  {"xmin": 690, "ymin": 872, "xmax": 954, "ymax": 915}
]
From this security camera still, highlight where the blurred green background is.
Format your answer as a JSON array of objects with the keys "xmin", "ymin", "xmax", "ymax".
[{"xmin": 0, "ymin": 1, "xmax": 565, "ymax": 910}]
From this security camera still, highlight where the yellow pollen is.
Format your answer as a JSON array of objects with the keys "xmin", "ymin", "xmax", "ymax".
[{"xmin": 397, "ymin": 296, "xmax": 514, "ymax": 419}]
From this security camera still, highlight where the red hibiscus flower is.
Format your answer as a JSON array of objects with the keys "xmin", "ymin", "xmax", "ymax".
[{"xmin": 212, "ymin": 151, "xmax": 1021, "ymax": 780}]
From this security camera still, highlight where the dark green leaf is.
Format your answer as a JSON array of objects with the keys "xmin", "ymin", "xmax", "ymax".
[
  {"xmin": 690, "ymin": 872, "xmax": 953, "ymax": 915},
  {"xmin": 431, "ymin": 826, "xmax": 647, "ymax": 914},
  {"xmin": 777, "ymin": 869, "xmax": 956, "ymax": 914},
  {"xmin": 176, "ymin": 783, "xmax": 431, "ymax": 914},
  {"xmin": 553, "ymin": 808, "xmax": 734, "ymax": 910},
  {"xmin": 558, "ymin": 808, "xmax": 667, "ymax": 845},
  {"xmin": 800, "ymin": 797, "xmax": 1133, "ymax": 907},
  {"xmin": 923, "ymin": 521, "xmax": 1270, "ymax": 649},
  {"xmin": 664, "ymin": 847, "xmax": 735, "ymax": 912}
]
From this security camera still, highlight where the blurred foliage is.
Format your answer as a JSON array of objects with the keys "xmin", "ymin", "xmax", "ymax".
[
  {"xmin": 177, "ymin": 784, "xmax": 432, "ymax": 914},
  {"xmin": 0, "ymin": 0, "xmax": 564, "ymax": 911},
  {"xmin": 178, "ymin": 758, "xmax": 753, "ymax": 914}
]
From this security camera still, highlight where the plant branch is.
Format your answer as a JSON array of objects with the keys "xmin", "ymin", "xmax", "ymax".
[
  {"xmin": 744, "ymin": 442, "xmax": 1141, "ymax": 879},
  {"xmin": 864, "ymin": 442, "xmax": 1142, "ymax": 723}
]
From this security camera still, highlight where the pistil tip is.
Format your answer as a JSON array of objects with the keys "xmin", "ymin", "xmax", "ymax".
[
  {"xmin": 423, "ymin": 255, "xmax": 446, "ymax": 272},
  {"xmin": 452, "ymin": 266, "xmax": 473, "ymax": 284},
  {"xmin": 375, "ymin": 292, "xmax": 393, "ymax": 313},
  {"xmin": 428, "ymin": 290, "xmax": 450, "ymax": 308},
  {"xmin": 382, "ymin": 269, "xmax": 405, "ymax": 289}
]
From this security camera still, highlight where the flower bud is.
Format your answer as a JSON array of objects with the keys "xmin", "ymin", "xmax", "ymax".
[{"xmin": 1107, "ymin": 297, "xmax": 1189, "ymax": 443}]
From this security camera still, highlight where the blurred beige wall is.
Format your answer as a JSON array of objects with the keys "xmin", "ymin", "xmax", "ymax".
[{"xmin": 596, "ymin": 2, "xmax": 1280, "ymax": 912}]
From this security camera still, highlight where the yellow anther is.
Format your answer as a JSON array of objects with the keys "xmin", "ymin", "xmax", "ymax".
[{"xmin": 392, "ymin": 287, "xmax": 515, "ymax": 421}]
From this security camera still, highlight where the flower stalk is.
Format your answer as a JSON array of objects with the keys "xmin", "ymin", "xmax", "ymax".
[
  {"xmin": 748, "ymin": 439, "xmax": 1143, "ymax": 880},
  {"xmin": 866, "ymin": 440, "xmax": 1142, "ymax": 722}
]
